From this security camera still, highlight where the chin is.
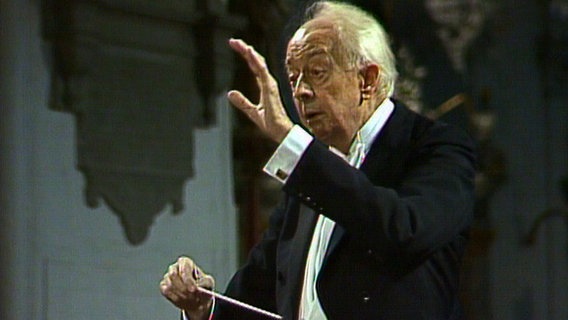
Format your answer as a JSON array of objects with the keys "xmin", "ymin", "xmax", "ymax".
[{"xmin": 311, "ymin": 128, "xmax": 332, "ymax": 143}]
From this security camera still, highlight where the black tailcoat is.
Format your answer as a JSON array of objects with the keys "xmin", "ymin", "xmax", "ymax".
[{"xmin": 215, "ymin": 103, "xmax": 476, "ymax": 319}]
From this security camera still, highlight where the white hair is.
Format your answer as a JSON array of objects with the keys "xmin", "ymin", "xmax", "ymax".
[{"xmin": 303, "ymin": 1, "xmax": 398, "ymax": 98}]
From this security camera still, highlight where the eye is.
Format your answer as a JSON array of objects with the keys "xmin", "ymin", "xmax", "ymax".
[
  {"xmin": 307, "ymin": 66, "xmax": 327, "ymax": 82},
  {"xmin": 309, "ymin": 68, "xmax": 323, "ymax": 77}
]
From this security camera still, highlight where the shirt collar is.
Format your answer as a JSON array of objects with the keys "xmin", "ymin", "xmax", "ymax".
[{"xmin": 348, "ymin": 98, "xmax": 395, "ymax": 159}]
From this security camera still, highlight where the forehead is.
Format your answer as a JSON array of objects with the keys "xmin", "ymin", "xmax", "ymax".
[{"xmin": 286, "ymin": 22, "xmax": 339, "ymax": 64}]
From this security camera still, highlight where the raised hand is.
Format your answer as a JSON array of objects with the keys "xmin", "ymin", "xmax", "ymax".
[{"xmin": 227, "ymin": 38, "xmax": 294, "ymax": 143}]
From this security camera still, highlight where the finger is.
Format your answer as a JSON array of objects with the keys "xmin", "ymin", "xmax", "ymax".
[
  {"xmin": 160, "ymin": 259, "xmax": 213, "ymax": 312},
  {"xmin": 159, "ymin": 276, "xmax": 171, "ymax": 296},
  {"xmin": 229, "ymin": 39, "xmax": 270, "ymax": 82},
  {"xmin": 228, "ymin": 38, "xmax": 248, "ymax": 56},
  {"xmin": 227, "ymin": 90, "xmax": 255, "ymax": 110},
  {"xmin": 227, "ymin": 91, "xmax": 264, "ymax": 125},
  {"xmin": 228, "ymin": 38, "xmax": 254, "ymax": 63},
  {"xmin": 228, "ymin": 90, "xmax": 262, "ymax": 116},
  {"xmin": 228, "ymin": 39, "xmax": 280, "ymax": 110},
  {"xmin": 197, "ymin": 274, "xmax": 215, "ymax": 290},
  {"xmin": 177, "ymin": 257, "xmax": 196, "ymax": 285},
  {"xmin": 229, "ymin": 39, "xmax": 259, "ymax": 74},
  {"xmin": 247, "ymin": 47, "xmax": 269, "ymax": 80},
  {"xmin": 160, "ymin": 276, "xmax": 181, "ymax": 303},
  {"xmin": 167, "ymin": 264, "xmax": 189, "ymax": 293}
]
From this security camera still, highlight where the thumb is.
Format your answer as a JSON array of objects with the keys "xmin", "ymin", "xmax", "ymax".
[{"xmin": 197, "ymin": 274, "xmax": 215, "ymax": 290}]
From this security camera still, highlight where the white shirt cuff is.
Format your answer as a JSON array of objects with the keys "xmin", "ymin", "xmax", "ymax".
[{"xmin": 263, "ymin": 125, "xmax": 313, "ymax": 184}]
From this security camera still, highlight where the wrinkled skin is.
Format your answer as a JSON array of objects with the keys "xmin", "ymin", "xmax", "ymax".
[
  {"xmin": 229, "ymin": 18, "xmax": 382, "ymax": 153},
  {"xmin": 160, "ymin": 257, "xmax": 215, "ymax": 320},
  {"xmin": 286, "ymin": 21, "xmax": 377, "ymax": 152}
]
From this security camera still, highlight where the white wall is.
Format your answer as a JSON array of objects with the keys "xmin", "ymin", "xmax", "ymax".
[
  {"xmin": 0, "ymin": 1, "xmax": 237, "ymax": 319},
  {"xmin": 482, "ymin": 1, "xmax": 568, "ymax": 319}
]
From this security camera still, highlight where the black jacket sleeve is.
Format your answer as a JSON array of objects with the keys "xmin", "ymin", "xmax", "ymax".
[
  {"xmin": 213, "ymin": 198, "xmax": 289, "ymax": 319},
  {"xmin": 283, "ymin": 113, "xmax": 476, "ymax": 266}
]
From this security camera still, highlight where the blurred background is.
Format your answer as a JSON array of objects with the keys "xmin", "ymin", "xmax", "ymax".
[{"xmin": 1, "ymin": 0, "xmax": 567, "ymax": 319}]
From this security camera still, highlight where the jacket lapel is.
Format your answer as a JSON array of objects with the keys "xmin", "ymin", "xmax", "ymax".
[
  {"xmin": 324, "ymin": 224, "xmax": 345, "ymax": 261},
  {"xmin": 323, "ymin": 103, "xmax": 411, "ymax": 262},
  {"xmin": 360, "ymin": 102, "xmax": 411, "ymax": 180},
  {"xmin": 277, "ymin": 203, "xmax": 318, "ymax": 319},
  {"xmin": 289, "ymin": 204, "xmax": 318, "ymax": 269}
]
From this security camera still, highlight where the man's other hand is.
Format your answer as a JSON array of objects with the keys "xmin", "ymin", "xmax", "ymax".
[{"xmin": 160, "ymin": 256, "xmax": 215, "ymax": 320}]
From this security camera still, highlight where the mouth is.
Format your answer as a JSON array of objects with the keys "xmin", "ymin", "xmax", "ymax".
[{"xmin": 303, "ymin": 110, "xmax": 324, "ymax": 123}]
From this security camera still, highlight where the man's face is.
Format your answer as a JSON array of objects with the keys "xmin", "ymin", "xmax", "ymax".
[{"xmin": 285, "ymin": 24, "xmax": 366, "ymax": 150}]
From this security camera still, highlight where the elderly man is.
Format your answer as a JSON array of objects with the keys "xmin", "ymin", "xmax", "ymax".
[{"xmin": 160, "ymin": 1, "xmax": 475, "ymax": 319}]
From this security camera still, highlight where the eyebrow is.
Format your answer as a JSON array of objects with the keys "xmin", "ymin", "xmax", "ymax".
[{"xmin": 285, "ymin": 47, "xmax": 329, "ymax": 68}]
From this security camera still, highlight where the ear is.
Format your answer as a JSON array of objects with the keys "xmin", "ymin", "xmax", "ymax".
[
  {"xmin": 358, "ymin": 64, "xmax": 380, "ymax": 106},
  {"xmin": 359, "ymin": 63, "xmax": 380, "ymax": 92}
]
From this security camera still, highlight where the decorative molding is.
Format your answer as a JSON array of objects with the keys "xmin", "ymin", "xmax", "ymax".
[
  {"xmin": 394, "ymin": 45, "xmax": 427, "ymax": 113},
  {"xmin": 43, "ymin": 0, "xmax": 244, "ymax": 244},
  {"xmin": 425, "ymin": 0, "xmax": 497, "ymax": 73}
]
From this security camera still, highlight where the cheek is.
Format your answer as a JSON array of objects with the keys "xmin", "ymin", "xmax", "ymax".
[
  {"xmin": 293, "ymin": 100, "xmax": 309, "ymax": 126},
  {"xmin": 323, "ymin": 78, "xmax": 359, "ymax": 102},
  {"xmin": 320, "ymin": 91, "xmax": 355, "ymax": 118},
  {"xmin": 294, "ymin": 101, "xmax": 301, "ymax": 116}
]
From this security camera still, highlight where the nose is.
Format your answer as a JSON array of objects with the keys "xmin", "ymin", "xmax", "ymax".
[{"xmin": 292, "ymin": 73, "xmax": 314, "ymax": 101}]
